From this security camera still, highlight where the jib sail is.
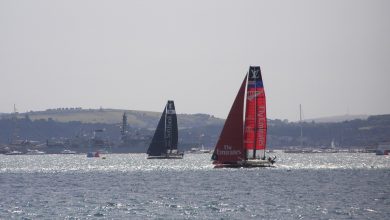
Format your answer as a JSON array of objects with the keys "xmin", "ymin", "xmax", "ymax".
[{"xmin": 212, "ymin": 76, "xmax": 246, "ymax": 163}]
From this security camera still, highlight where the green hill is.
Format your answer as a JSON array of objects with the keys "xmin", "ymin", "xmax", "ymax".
[
  {"xmin": 2, "ymin": 109, "xmax": 389, "ymax": 150},
  {"xmin": 21, "ymin": 108, "xmax": 224, "ymax": 129}
]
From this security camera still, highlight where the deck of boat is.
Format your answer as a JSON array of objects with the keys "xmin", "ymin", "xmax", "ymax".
[
  {"xmin": 214, "ymin": 159, "xmax": 274, "ymax": 168},
  {"xmin": 147, "ymin": 154, "xmax": 184, "ymax": 159}
]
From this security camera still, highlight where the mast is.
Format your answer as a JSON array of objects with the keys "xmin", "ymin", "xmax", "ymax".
[
  {"xmin": 164, "ymin": 103, "xmax": 167, "ymax": 152},
  {"xmin": 164, "ymin": 100, "xmax": 177, "ymax": 153},
  {"xmin": 243, "ymin": 72, "xmax": 249, "ymax": 161},
  {"xmin": 300, "ymin": 104, "xmax": 303, "ymax": 147},
  {"xmin": 11, "ymin": 104, "xmax": 18, "ymax": 144},
  {"xmin": 253, "ymin": 70, "xmax": 258, "ymax": 159}
]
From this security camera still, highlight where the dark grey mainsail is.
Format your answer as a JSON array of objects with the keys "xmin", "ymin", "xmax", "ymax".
[
  {"xmin": 165, "ymin": 101, "xmax": 178, "ymax": 152},
  {"xmin": 147, "ymin": 100, "xmax": 181, "ymax": 158}
]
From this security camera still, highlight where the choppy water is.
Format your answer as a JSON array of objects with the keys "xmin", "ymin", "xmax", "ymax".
[{"xmin": 0, "ymin": 152, "xmax": 389, "ymax": 219}]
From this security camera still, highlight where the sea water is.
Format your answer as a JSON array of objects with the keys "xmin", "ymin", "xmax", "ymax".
[{"xmin": 0, "ymin": 152, "xmax": 389, "ymax": 219}]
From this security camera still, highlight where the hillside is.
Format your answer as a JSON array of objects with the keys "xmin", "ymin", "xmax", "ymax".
[
  {"xmin": 12, "ymin": 108, "xmax": 224, "ymax": 129},
  {"xmin": 0, "ymin": 108, "xmax": 225, "ymax": 152},
  {"xmin": 1, "ymin": 109, "xmax": 389, "ymax": 153},
  {"xmin": 304, "ymin": 114, "xmax": 369, "ymax": 123},
  {"xmin": 268, "ymin": 114, "xmax": 390, "ymax": 148}
]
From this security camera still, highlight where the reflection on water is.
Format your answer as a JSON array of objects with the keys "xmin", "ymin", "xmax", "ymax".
[
  {"xmin": 0, "ymin": 153, "xmax": 389, "ymax": 219},
  {"xmin": 1, "ymin": 152, "xmax": 389, "ymax": 173}
]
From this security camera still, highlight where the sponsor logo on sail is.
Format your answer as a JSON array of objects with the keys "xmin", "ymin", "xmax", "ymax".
[
  {"xmin": 167, "ymin": 109, "xmax": 176, "ymax": 114},
  {"xmin": 166, "ymin": 115, "xmax": 172, "ymax": 139},
  {"xmin": 251, "ymin": 68, "xmax": 260, "ymax": 79},
  {"xmin": 167, "ymin": 103, "xmax": 175, "ymax": 114},
  {"xmin": 217, "ymin": 145, "xmax": 241, "ymax": 156},
  {"xmin": 247, "ymin": 91, "xmax": 260, "ymax": 101}
]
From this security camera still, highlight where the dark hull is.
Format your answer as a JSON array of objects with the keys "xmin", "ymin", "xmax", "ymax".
[
  {"xmin": 214, "ymin": 159, "xmax": 274, "ymax": 168},
  {"xmin": 147, "ymin": 153, "xmax": 184, "ymax": 159}
]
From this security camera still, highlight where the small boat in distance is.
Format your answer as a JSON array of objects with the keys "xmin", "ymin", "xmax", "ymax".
[
  {"xmin": 5, "ymin": 150, "xmax": 23, "ymax": 155},
  {"xmin": 147, "ymin": 100, "xmax": 183, "ymax": 159},
  {"xmin": 189, "ymin": 145, "xmax": 212, "ymax": 154},
  {"xmin": 376, "ymin": 142, "xmax": 390, "ymax": 155},
  {"xmin": 87, "ymin": 151, "xmax": 100, "ymax": 158},
  {"xmin": 26, "ymin": 149, "xmax": 45, "ymax": 155},
  {"xmin": 60, "ymin": 149, "xmax": 77, "ymax": 154},
  {"xmin": 211, "ymin": 66, "xmax": 275, "ymax": 168}
]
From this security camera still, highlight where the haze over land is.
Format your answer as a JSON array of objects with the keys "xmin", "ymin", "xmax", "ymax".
[
  {"xmin": 0, "ymin": 0, "xmax": 389, "ymax": 121},
  {"xmin": 1, "ymin": 109, "xmax": 389, "ymax": 151}
]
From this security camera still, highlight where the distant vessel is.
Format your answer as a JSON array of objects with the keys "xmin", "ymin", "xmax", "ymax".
[
  {"xmin": 283, "ymin": 104, "xmax": 305, "ymax": 154},
  {"xmin": 87, "ymin": 151, "xmax": 100, "ymax": 158},
  {"xmin": 376, "ymin": 142, "xmax": 390, "ymax": 155},
  {"xmin": 26, "ymin": 149, "xmax": 45, "ymax": 155},
  {"xmin": 5, "ymin": 150, "xmax": 23, "ymax": 155},
  {"xmin": 147, "ymin": 100, "xmax": 183, "ymax": 159},
  {"xmin": 284, "ymin": 148, "xmax": 313, "ymax": 154},
  {"xmin": 189, "ymin": 145, "xmax": 211, "ymax": 154},
  {"xmin": 211, "ymin": 66, "xmax": 275, "ymax": 168},
  {"xmin": 60, "ymin": 149, "xmax": 77, "ymax": 154},
  {"xmin": 87, "ymin": 129, "xmax": 107, "ymax": 158}
]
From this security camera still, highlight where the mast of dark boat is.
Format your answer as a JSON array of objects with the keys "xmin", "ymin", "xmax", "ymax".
[
  {"xmin": 11, "ymin": 104, "xmax": 18, "ymax": 144},
  {"xmin": 164, "ymin": 103, "xmax": 168, "ymax": 156},
  {"xmin": 164, "ymin": 102, "xmax": 171, "ymax": 155}
]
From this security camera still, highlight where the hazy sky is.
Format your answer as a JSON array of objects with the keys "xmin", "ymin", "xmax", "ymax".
[{"xmin": 1, "ymin": 0, "xmax": 389, "ymax": 121}]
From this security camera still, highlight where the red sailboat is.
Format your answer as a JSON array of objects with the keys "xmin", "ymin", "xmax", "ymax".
[{"xmin": 211, "ymin": 66, "xmax": 276, "ymax": 168}]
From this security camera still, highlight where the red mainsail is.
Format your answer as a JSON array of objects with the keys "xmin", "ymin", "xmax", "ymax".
[
  {"xmin": 212, "ymin": 76, "xmax": 247, "ymax": 164},
  {"xmin": 244, "ymin": 66, "xmax": 267, "ymax": 159}
]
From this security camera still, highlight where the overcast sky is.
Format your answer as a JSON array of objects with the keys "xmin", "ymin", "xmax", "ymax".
[{"xmin": 0, "ymin": 0, "xmax": 389, "ymax": 121}]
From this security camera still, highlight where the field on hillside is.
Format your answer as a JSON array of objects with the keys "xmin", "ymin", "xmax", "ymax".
[{"xmin": 22, "ymin": 109, "xmax": 224, "ymax": 129}]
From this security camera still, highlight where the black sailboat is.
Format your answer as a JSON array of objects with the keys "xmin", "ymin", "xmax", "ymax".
[{"xmin": 147, "ymin": 100, "xmax": 183, "ymax": 159}]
